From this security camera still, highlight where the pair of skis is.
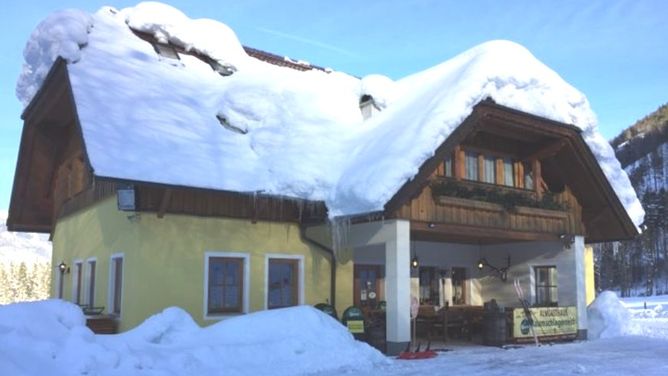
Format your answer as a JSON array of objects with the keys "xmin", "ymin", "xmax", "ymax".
[
  {"xmin": 397, "ymin": 341, "xmax": 437, "ymax": 360},
  {"xmin": 513, "ymin": 278, "xmax": 540, "ymax": 347}
]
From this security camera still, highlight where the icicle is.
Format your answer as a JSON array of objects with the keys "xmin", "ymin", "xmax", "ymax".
[{"xmin": 329, "ymin": 216, "xmax": 353, "ymax": 263}]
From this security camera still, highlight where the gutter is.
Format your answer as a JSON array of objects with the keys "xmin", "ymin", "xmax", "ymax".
[{"xmin": 300, "ymin": 225, "xmax": 336, "ymax": 308}]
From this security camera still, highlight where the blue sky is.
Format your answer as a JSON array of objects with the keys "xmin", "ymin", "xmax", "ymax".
[{"xmin": 1, "ymin": 0, "xmax": 667, "ymax": 212}]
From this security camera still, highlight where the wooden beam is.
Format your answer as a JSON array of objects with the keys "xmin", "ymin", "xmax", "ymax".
[
  {"xmin": 454, "ymin": 145, "xmax": 463, "ymax": 180},
  {"xmin": 411, "ymin": 221, "xmax": 560, "ymax": 243},
  {"xmin": 157, "ymin": 189, "xmax": 172, "ymax": 218},
  {"xmin": 524, "ymin": 139, "xmax": 566, "ymax": 161}
]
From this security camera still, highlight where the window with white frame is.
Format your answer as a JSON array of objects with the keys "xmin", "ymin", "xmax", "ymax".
[
  {"xmin": 266, "ymin": 256, "xmax": 303, "ymax": 309},
  {"xmin": 72, "ymin": 260, "xmax": 83, "ymax": 305},
  {"xmin": 85, "ymin": 259, "xmax": 96, "ymax": 306},
  {"xmin": 109, "ymin": 254, "xmax": 124, "ymax": 315},
  {"xmin": 204, "ymin": 252, "xmax": 249, "ymax": 318},
  {"xmin": 534, "ymin": 266, "xmax": 558, "ymax": 306}
]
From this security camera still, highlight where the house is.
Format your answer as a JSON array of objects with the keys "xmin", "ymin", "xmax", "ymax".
[{"xmin": 8, "ymin": 3, "xmax": 643, "ymax": 354}]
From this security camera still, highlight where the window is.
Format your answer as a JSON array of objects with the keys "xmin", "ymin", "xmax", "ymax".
[
  {"xmin": 443, "ymin": 156, "xmax": 453, "ymax": 177},
  {"xmin": 483, "ymin": 156, "xmax": 496, "ymax": 184},
  {"xmin": 267, "ymin": 258, "xmax": 301, "ymax": 309},
  {"xmin": 204, "ymin": 252, "xmax": 249, "ymax": 319},
  {"xmin": 503, "ymin": 158, "xmax": 514, "ymax": 186},
  {"xmin": 535, "ymin": 266, "xmax": 558, "ymax": 306},
  {"xmin": 208, "ymin": 257, "xmax": 244, "ymax": 314},
  {"xmin": 109, "ymin": 255, "xmax": 124, "ymax": 315},
  {"xmin": 465, "ymin": 151, "xmax": 479, "ymax": 180},
  {"xmin": 85, "ymin": 259, "xmax": 96, "ymax": 306},
  {"xmin": 153, "ymin": 43, "xmax": 179, "ymax": 60},
  {"xmin": 419, "ymin": 267, "xmax": 440, "ymax": 305},
  {"xmin": 72, "ymin": 260, "xmax": 83, "ymax": 305},
  {"xmin": 523, "ymin": 161, "xmax": 534, "ymax": 190},
  {"xmin": 451, "ymin": 267, "xmax": 467, "ymax": 305},
  {"xmin": 354, "ymin": 265, "xmax": 383, "ymax": 308},
  {"xmin": 56, "ymin": 269, "xmax": 65, "ymax": 299}
]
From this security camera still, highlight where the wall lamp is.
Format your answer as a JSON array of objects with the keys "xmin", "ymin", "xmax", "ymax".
[
  {"xmin": 57, "ymin": 261, "xmax": 70, "ymax": 274},
  {"xmin": 476, "ymin": 255, "xmax": 510, "ymax": 282},
  {"xmin": 411, "ymin": 255, "xmax": 419, "ymax": 269}
]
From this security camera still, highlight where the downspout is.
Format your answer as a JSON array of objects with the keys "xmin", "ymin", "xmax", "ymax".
[{"xmin": 300, "ymin": 225, "xmax": 336, "ymax": 308}]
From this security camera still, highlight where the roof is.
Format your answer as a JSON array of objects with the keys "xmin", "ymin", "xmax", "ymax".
[{"xmin": 14, "ymin": 2, "xmax": 644, "ymax": 230}]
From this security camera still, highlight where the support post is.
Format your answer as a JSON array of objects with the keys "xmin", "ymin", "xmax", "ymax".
[
  {"xmin": 573, "ymin": 235, "xmax": 588, "ymax": 339},
  {"xmin": 384, "ymin": 220, "xmax": 411, "ymax": 355}
]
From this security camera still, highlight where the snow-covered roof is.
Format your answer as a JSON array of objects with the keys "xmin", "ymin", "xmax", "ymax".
[{"xmin": 16, "ymin": 2, "xmax": 644, "ymax": 227}]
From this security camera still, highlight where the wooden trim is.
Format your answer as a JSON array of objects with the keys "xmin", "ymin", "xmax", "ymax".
[
  {"xmin": 495, "ymin": 158, "xmax": 504, "ymax": 185},
  {"xmin": 411, "ymin": 220, "xmax": 561, "ymax": 242},
  {"xmin": 435, "ymin": 196, "xmax": 568, "ymax": 219},
  {"xmin": 454, "ymin": 145, "xmax": 464, "ymax": 180},
  {"xmin": 157, "ymin": 189, "xmax": 172, "ymax": 218},
  {"xmin": 524, "ymin": 139, "xmax": 566, "ymax": 161}
]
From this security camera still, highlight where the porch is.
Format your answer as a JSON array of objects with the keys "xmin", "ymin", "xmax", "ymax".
[{"xmin": 305, "ymin": 219, "xmax": 589, "ymax": 355}]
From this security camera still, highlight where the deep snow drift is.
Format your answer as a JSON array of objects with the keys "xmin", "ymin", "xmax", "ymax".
[
  {"xmin": 1, "ymin": 295, "xmax": 668, "ymax": 376},
  {"xmin": 0, "ymin": 301, "xmax": 386, "ymax": 375},
  {"xmin": 15, "ymin": 2, "xmax": 643, "ymax": 226}
]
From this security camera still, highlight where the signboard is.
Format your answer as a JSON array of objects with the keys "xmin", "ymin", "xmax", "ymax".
[
  {"xmin": 346, "ymin": 320, "xmax": 365, "ymax": 334},
  {"xmin": 512, "ymin": 306, "xmax": 577, "ymax": 339}
]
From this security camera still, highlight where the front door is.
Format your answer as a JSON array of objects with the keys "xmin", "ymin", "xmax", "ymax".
[{"xmin": 354, "ymin": 264, "xmax": 384, "ymax": 309}]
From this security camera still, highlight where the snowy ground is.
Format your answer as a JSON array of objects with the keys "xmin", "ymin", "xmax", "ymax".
[
  {"xmin": 326, "ymin": 294, "xmax": 668, "ymax": 376},
  {"xmin": 1, "ymin": 294, "xmax": 667, "ymax": 376}
]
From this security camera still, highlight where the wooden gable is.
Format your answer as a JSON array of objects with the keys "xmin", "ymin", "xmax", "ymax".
[
  {"xmin": 384, "ymin": 100, "xmax": 638, "ymax": 243},
  {"xmin": 8, "ymin": 59, "xmax": 92, "ymax": 233}
]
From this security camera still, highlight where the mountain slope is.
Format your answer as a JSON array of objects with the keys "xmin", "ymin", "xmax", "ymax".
[
  {"xmin": 597, "ymin": 103, "xmax": 668, "ymax": 297},
  {"xmin": 0, "ymin": 212, "xmax": 51, "ymax": 264}
]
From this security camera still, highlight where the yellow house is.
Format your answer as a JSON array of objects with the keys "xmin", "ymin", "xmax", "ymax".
[{"xmin": 8, "ymin": 4, "xmax": 639, "ymax": 354}]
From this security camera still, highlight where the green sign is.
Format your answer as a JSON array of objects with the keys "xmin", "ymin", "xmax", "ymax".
[
  {"xmin": 512, "ymin": 306, "xmax": 577, "ymax": 338},
  {"xmin": 346, "ymin": 320, "xmax": 365, "ymax": 334}
]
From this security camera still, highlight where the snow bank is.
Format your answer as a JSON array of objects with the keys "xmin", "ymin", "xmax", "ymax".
[
  {"xmin": 15, "ymin": 2, "xmax": 643, "ymax": 227},
  {"xmin": 588, "ymin": 291, "xmax": 634, "ymax": 339},
  {"xmin": 0, "ymin": 301, "xmax": 386, "ymax": 376}
]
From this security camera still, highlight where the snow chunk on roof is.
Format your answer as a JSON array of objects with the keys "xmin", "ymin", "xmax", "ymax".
[
  {"xmin": 16, "ymin": 9, "xmax": 93, "ymax": 107},
  {"xmin": 15, "ymin": 4, "xmax": 643, "ymax": 229},
  {"xmin": 361, "ymin": 74, "xmax": 397, "ymax": 109},
  {"xmin": 121, "ymin": 2, "xmax": 247, "ymax": 69}
]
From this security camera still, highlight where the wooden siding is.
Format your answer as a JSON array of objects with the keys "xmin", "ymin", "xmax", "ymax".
[
  {"xmin": 135, "ymin": 184, "xmax": 327, "ymax": 223},
  {"xmin": 58, "ymin": 179, "xmax": 328, "ymax": 225},
  {"xmin": 394, "ymin": 179, "xmax": 584, "ymax": 242}
]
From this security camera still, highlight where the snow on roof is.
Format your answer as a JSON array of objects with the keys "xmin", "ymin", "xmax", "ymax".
[{"xmin": 15, "ymin": 2, "xmax": 644, "ymax": 227}]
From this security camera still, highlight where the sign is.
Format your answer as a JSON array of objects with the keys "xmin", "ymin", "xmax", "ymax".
[
  {"xmin": 512, "ymin": 306, "xmax": 577, "ymax": 339},
  {"xmin": 346, "ymin": 320, "xmax": 365, "ymax": 334}
]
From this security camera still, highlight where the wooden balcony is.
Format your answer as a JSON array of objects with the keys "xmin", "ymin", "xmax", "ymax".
[{"xmin": 393, "ymin": 178, "xmax": 584, "ymax": 243}]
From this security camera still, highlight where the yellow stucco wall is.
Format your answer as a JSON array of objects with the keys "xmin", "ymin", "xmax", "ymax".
[
  {"xmin": 585, "ymin": 245, "xmax": 596, "ymax": 305},
  {"xmin": 52, "ymin": 196, "xmax": 338, "ymax": 331}
]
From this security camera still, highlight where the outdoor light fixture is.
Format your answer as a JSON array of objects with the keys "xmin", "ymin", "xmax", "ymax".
[
  {"xmin": 411, "ymin": 255, "xmax": 419, "ymax": 269},
  {"xmin": 427, "ymin": 223, "xmax": 436, "ymax": 229},
  {"xmin": 476, "ymin": 255, "xmax": 510, "ymax": 282},
  {"xmin": 57, "ymin": 261, "xmax": 70, "ymax": 274}
]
